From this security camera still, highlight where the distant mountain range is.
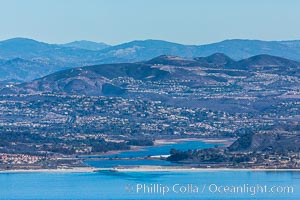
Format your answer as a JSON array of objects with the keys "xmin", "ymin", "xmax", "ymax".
[
  {"xmin": 60, "ymin": 40, "xmax": 110, "ymax": 51},
  {"xmin": 1, "ymin": 37, "xmax": 300, "ymax": 81}
]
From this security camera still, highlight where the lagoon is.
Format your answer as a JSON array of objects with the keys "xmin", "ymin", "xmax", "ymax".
[{"xmin": 84, "ymin": 140, "xmax": 222, "ymax": 168}]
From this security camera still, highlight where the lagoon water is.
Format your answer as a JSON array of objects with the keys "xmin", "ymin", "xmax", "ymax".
[
  {"xmin": 86, "ymin": 140, "xmax": 219, "ymax": 158},
  {"xmin": 85, "ymin": 140, "xmax": 219, "ymax": 168},
  {"xmin": 0, "ymin": 140, "xmax": 299, "ymax": 199},
  {"xmin": 112, "ymin": 140, "xmax": 219, "ymax": 158}
]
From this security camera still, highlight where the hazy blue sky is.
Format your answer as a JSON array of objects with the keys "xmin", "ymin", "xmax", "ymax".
[{"xmin": 0, "ymin": 0, "xmax": 299, "ymax": 45}]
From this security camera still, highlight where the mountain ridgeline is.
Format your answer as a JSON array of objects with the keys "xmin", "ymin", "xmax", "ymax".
[
  {"xmin": 1, "ymin": 38, "xmax": 300, "ymax": 81},
  {"xmin": 2, "ymin": 53, "xmax": 300, "ymax": 98}
]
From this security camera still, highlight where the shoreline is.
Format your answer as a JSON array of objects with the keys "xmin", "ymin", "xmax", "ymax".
[
  {"xmin": 0, "ymin": 167, "xmax": 98, "ymax": 174},
  {"xmin": 0, "ymin": 137, "xmax": 241, "ymax": 173},
  {"xmin": 106, "ymin": 166, "xmax": 300, "ymax": 172},
  {"xmin": 1, "ymin": 166, "xmax": 299, "ymax": 173},
  {"xmin": 4, "ymin": 137, "xmax": 291, "ymax": 173}
]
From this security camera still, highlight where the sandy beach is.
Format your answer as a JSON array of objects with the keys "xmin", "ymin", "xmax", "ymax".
[
  {"xmin": 154, "ymin": 137, "xmax": 235, "ymax": 146},
  {"xmin": 0, "ymin": 167, "xmax": 98, "ymax": 173},
  {"xmin": 107, "ymin": 166, "xmax": 300, "ymax": 172},
  {"xmin": 1, "ymin": 165, "xmax": 299, "ymax": 173}
]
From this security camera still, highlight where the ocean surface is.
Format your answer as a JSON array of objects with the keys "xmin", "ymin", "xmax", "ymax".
[
  {"xmin": 0, "ymin": 140, "xmax": 299, "ymax": 200},
  {"xmin": 0, "ymin": 171, "xmax": 299, "ymax": 199}
]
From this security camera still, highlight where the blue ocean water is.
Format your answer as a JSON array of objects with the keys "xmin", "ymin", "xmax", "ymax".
[{"xmin": 0, "ymin": 171, "xmax": 299, "ymax": 199}]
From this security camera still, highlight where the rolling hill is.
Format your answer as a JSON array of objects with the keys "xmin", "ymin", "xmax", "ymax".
[{"xmin": 3, "ymin": 54, "xmax": 300, "ymax": 106}]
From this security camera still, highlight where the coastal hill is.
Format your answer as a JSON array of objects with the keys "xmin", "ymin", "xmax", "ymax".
[
  {"xmin": 2, "ymin": 53, "xmax": 300, "ymax": 98},
  {"xmin": 168, "ymin": 128, "xmax": 300, "ymax": 168},
  {"xmin": 0, "ymin": 58, "xmax": 70, "ymax": 82},
  {"xmin": 229, "ymin": 131, "xmax": 300, "ymax": 153},
  {"xmin": 2, "ymin": 38, "xmax": 300, "ymax": 81}
]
